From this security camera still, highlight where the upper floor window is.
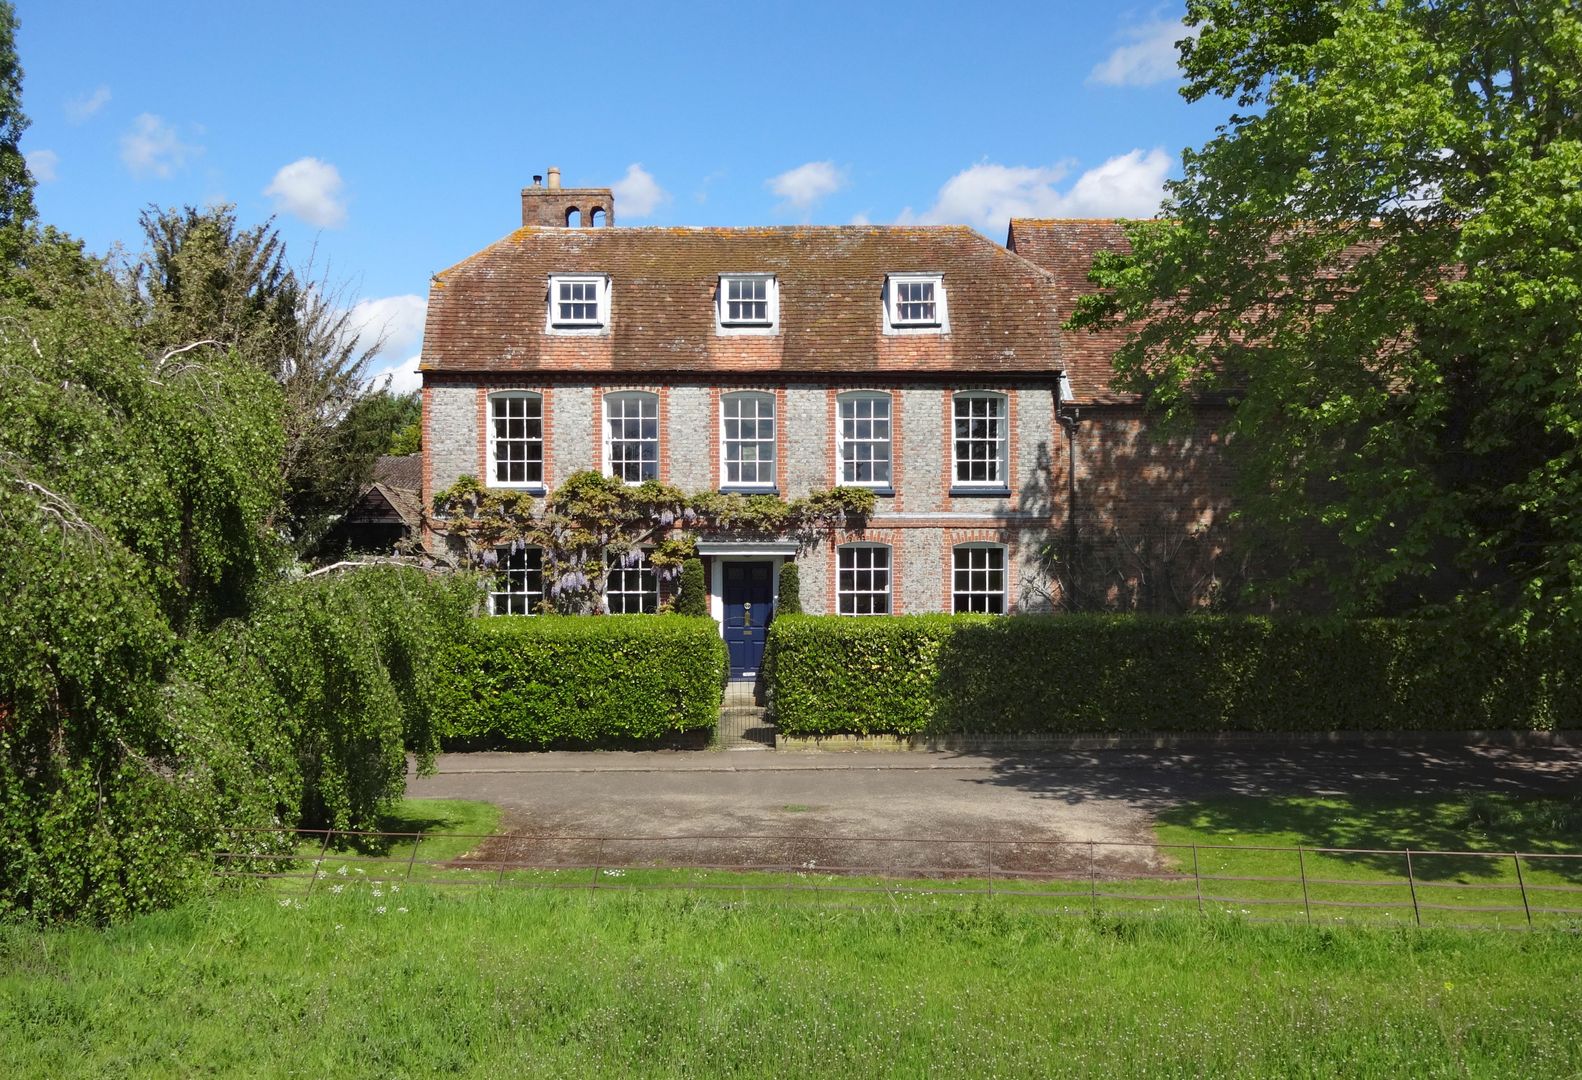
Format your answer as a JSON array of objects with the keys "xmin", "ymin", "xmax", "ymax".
[
  {"xmin": 838, "ymin": 544, "xmax": 891, "ymax": 615},
  {"xmin": 884, "ymin": 273, "xmax": 947, "ymax": 332},
  {"xmin": 718, "ymin": 274, "xmax": 778, "ymax": 332},
  {"xmin": 488, "ymin": 391, "xmax": 544, "ymax": 488},
  {"xmin": 953, "ymin": 544, "xmax": 1006, "ymax": 614},
  {"xmin": 721, "ymin": 391, "xmax": 775, "ymax": 489},
  {"xmin": 491, "ymin": 544, "xmax": 543, "ymax": 615},
  {"xmin": 604, "ymin": 391, "xmax": 659, "ymax": 484},
  {"xmin": 837, "ymin": 391, "xmax": 892, "ymax": 487},
  {"xmin": 547, "ymin": 274, "xmax": 609, "ymax": 331},
  {"xmin": 953, "ymin": 391, "xmax": 1007, "ymax": 487},
  {"xmin": 606, "ymin": 549, "xmax": 658, "ymax": 614}
]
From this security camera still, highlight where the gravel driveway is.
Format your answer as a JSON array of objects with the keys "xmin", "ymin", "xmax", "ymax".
[{"xmin": 405, "ymin": 743, "xmax": 1582, "ymax": 878}]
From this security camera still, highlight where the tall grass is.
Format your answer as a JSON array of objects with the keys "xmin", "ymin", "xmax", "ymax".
[{"xmin": 3, "ymin": 884, "xmax": 1579, "ymax": 1078}]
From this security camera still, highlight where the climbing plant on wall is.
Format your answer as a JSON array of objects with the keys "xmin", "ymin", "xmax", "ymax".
[{"xmin": 430, "ymin": 470, "xmax": 875, "ymax": 613}]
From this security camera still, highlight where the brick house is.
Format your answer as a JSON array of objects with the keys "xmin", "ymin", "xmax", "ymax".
[{"xmin": 420, "ymin": 171, "xmax": 1234, "ymax": 677}]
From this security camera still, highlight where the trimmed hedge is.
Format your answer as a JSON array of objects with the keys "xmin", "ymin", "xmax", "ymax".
[
  {"xmin": 436, "ymin": 615, "xmax": 727, "ymax": 745},
  {"xmin": 765, "ymin": 614, "xmax": 1582, "ymax": 737}
]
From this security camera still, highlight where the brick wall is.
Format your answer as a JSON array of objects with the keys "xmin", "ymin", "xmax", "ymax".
[{"xmin": 422, "ymin": 374, "xmax": 1235, "ymax": 613}]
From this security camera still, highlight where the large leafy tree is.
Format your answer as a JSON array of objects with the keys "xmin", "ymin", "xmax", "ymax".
[
  {"xmin": 126, "ymin": 205, "xmax": 382, "ymax": 543},
  {"xmin": 1070, "ymin": 1, "xmax": 1582, "ymax": 631},
  {"xmin": 0, "ymin": 1, "xmax": 32, "ymax": 269}
]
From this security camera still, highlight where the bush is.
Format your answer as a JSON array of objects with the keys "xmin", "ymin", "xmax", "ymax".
[
  {"xmin": 675, "ymin": 558, "xmax": 708, "ymax": 617},
  {"xmin": 765, "ymin": 614, "xmax": 1582, "ymax": 737},
  {"xmin": 435, "ymin": 616, "xmax": 727, "ymax": 745},
  {"xmin": 241, "ymin": 568, "xmax": 481, "ymax": 830},
  {"xmin": 777, "ymin": 563, "xmax": 802, "ymax": 615}
]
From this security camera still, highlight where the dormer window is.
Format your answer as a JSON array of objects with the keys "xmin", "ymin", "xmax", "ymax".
[
  {"xmin": 717, "ymin": 274, "xmax": 778, "ymax": 334},
  {"xmin": 884, "ymin": 273, "xmax": 947, "ymax": 333},
  {"xmin": 547, "ymin": 274, "xmax": 609, "ymax": 331}
]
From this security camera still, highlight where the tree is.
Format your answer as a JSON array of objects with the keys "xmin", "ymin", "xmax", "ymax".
[
  {"xmin": 126, "ymin": 205, "xmax": 382, "ymax": 543},
  {"xmin": 0, "ymin": 1, "xmax": 33, "ymax": 270},
  {"xmin": 1070, "ymin": 0, "xmax": 1582, "ymax": 633}
]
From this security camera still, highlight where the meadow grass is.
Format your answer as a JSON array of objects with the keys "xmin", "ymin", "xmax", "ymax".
[
  {"xmin": 4, "ymin": 791, "xmax": 1582, "ymax": 1077},
  {"xmin": 4, "ymin": 884, "xmax": 1581, "ymax": 1078}
]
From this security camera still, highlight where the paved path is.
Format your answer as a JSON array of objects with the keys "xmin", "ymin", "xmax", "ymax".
[{"xmin": 406, "ymin": 744, "xmax": 1582, "ymax": 876}]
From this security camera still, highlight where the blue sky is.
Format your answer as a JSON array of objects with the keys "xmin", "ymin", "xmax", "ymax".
[{"xmin": 15, "ymin": 1, "xmax": 1224, "ymax": 390}]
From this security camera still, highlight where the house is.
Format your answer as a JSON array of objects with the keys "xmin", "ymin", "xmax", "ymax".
[{"xmin": 420, "ymin": 171, "xmax": 1234, "ymax": 677}]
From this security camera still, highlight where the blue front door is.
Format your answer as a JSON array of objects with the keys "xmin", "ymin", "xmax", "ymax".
[{"xmin": 723, "ymin": 562, "xmax": 774, "ymax": 679}]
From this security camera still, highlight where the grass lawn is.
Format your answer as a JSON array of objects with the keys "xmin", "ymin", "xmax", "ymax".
[{"xmin": 3, "ymin": 793, "xmax": 1581, "ymax": 1077}]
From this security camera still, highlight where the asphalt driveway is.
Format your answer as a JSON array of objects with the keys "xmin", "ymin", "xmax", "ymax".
[{"xmin": 405, "ymin": 743, "xmax": 1582, "ymax": 877}]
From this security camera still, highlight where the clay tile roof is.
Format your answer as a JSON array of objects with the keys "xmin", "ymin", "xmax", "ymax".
[
  {"xmin": 421, "ymin": 225, "xmax": 1063, "ymax": 380},
  {"xmin": 370, "ymin": 453, "xmax": 421, "ymax": 492},
  {"xmin": 1006, "ymin": 219, "xmax": 1138, "ymax": 404}
]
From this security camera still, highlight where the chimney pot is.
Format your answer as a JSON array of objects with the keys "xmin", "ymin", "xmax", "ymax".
[
  {"xmin": 532, "ymin": 174, "xmax": 542, "ymax": 187},
  {"xmin": 547, "ymin": 166, "xmax": 561, "ymax": 190}
]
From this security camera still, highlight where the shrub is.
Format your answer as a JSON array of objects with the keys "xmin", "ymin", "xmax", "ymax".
[
  {"xmin": 765, "ymin": 614, "xmax": 1582, "ymax": 738},
  {"xmin": 436, "ymin": 616, "xmax": 727, "ymax": 745},
  {"xmin": 777, "ymin": 563, "xmax": 802, "ymax": 615},
  {"xmin": 675, "ymin": 558, "xmax": 708, "ymax": 617},
  {"xmin": 241, "ymin": 568, "xmax": 482, "ymax": 831}
]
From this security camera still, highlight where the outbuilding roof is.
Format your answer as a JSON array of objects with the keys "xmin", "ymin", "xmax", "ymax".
[
  {"xmin": 1005, "ymin": 219, "xmax": 1137, "ymax": 404},
  {"xmin": 420, "ymin": 225, "xmax": 1065, "ymax": 382}
]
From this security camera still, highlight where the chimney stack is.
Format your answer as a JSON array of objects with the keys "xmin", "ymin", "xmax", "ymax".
[{"xmin": 520, "ymin": 167, "xmax": 615, "ymax": 228}]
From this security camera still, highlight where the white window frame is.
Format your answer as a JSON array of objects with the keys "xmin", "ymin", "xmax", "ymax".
[
  {"xmin": 546, "ymin": 273, "xmax": 610, "ymax": 332},
  {"xmin": 952, "ymin": 391, "xmax": 1008, "ymax": 488},
  {"xmin": 837, "ymin": 544, "xmax": 892, "ymax": 616},
  {"xmin": 602, "ymin": 391, "xmax": 660, "ymax": 485},
  {"xmin": 883, "ymin": 273, "xmax": 948, "ymax": 334},
  {"xmin": 490, "ymin": 544, "xmax": 544, "ymax": 615},
  {"xmin": 720, "ymin": 390, "xmax": 777, "ymax": 490},
  {"xmin": 835, "ymin": 390, "xmax": 893, "ymax": 488},
  {"xmin": 486, "ymin": 391, "xmax": 545, "ymax": 490},
  {"xmin": 605, "ymin": 549, "xmax": 658, "ymax": 614},
  {"xmin": 716, "ymin": 273, "xmax": 779, "ymax": 335},
  {"xmin": 952, "ymin": 543, "xmax": 1007, "ymax": 614}
]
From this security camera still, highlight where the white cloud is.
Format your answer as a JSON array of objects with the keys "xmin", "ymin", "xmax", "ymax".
[
  {"xmin": 120, "ymin": 113, "xmax": 200, "ymax": 179},
  {"xmin": 767, "ymin": 161, "xmax": 847, "ymax": 209},
  {"xmin": 66, "ymin": 85, "xmax": 111, "ymax": 123},
  {"xmin": 372, "ymin": 353, "xmax": 422, "ymax": 395},
  {"xmin": 25, "ymin": 149, "xmax": 58, "ymax": 183},
  {"xmin": 1088, "ymin": 18, "xmax": 1197, "ymax": 87},
  {"xmin": 850, "ymin": 210, "xmax": 872, "ymax": 226},
  {"xmin": 611, "ymin": 163, "xmax": 669, "ymax": 219},
  {"xmin": 349, "ymin": 293, "xmax": 426, "ymax": 395},
  {"xmin": 348, "ymin": 294, "xmax": 426, "ymax": 359},
  {"xmin": 264, "ymin": 157, "xmax": 348, "ymax": 228},
  {"xmin": 905, "ymin": 150, "xmax": 1173, "ymax": 236}
]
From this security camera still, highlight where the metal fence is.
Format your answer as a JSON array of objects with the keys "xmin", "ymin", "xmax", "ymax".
[{"xmin": 213, "ymin": 826, "xmax": 1582, "ymax": 932}]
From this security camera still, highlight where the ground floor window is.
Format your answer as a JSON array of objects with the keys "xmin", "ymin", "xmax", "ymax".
[
  {"xmin": 491, "ymin": 544, "xmax": 543, "ymax": 615},
  {"xmin": 838, "ymin": 544, "xmax": 891, "ymax": 615},
  {"xmin": 952, "ymin": 544, "xmax": 1006, "ymax": 613},
  {"xmin": 606, "ymin": 550, "xmax": 659, "ymax": 613}
]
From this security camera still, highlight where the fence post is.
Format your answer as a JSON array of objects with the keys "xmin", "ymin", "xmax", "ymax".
[
  {"xmin": 404, "ymin": 832, "xmax": 423, "ymax": 883},
  {"xmin": 591, "ymin": 837, "xmax": 605, "ymax": 889},
  {"xmin": 1297, "ymin": 846, "xmax": 1312, "ymax": 925},
  {"xmin": 1192, "ymin": 845, "xmax": 1203, "ymax": 916},
  {"xmin": 304, "ymin": 828, "xmax": 333, "ymax": 901},
  {"xmin": 1405, "ymin": 849, "xmax": 1421, "ymax": 927},
  {"xmin": 1513, "ymin": 852, "xmax": 1533, "ymax": 928},
  {"xmin": 987, "ymin": 840, "xmax": 995, "ymax": 899},
  {"xmin": 1089, "ymin": 841, "xmax": 1097, "ymax": 911}
]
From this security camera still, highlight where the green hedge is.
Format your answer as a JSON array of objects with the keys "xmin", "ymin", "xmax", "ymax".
[
  {"xmin": 436, "ymin": 616, "xmax": 727, "ymax": 745},
  {"xmin": 765, "ymin": 614, "xmax": 1582, "ymax": 737}
]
